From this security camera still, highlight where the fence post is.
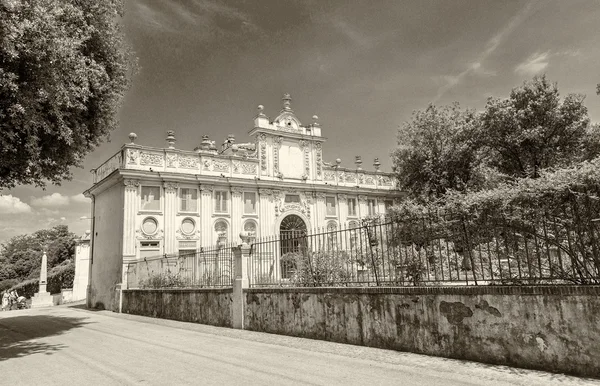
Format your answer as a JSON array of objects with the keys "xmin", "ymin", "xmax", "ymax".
[{"xmin": 232, "ymin": 232, "xmax": 250, "ymax": 329}]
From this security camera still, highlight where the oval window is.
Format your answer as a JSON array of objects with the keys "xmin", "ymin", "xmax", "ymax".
[
  {"xmin": 142, "ymin": 217, "xmax": 158, "ymax": 235},
  {"xmin": 181, "ymin": 218, "xmax": 195, "ymax": 235}
]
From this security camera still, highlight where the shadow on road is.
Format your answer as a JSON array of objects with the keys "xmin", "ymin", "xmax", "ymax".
[{"xmin": 0, "ymin": 314, "xmax": 90, "ymax": 361}]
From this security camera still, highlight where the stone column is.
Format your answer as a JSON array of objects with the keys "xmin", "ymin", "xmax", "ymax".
[
  {"xmin": 231, "ymin": 187, "xmax": 243, "ymax": 243},
  {"xmin": 163, "ymin": 182, "xmax": 179, "ymax": 255},
  {"xmin": 200, "ymin": 185, "xmax": 213, "ymax": 246},
  {"xmin": 232, "ymin": 232, "xmax": 250, "ymax": 329}
]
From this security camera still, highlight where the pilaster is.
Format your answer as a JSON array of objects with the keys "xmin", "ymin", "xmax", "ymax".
[
  {"xmin": 200, "ymin": 185, "xmax": 213, "ymax": 246},
  {"xmin": 163, "ymin": 182, "xmax": 178, "ymax": 255},
  {"xmin": 231, "ymin": 187, "xmax": 243, "ymax": 243},
  {"xmin": 123, "ymin": 179, "xmax": 139, "ymax": 258},
  {"xmin": 358, "ymin": 195, "xmax": 368, "ymax": 219},
  {"xmin": 259, "ymin": 189, "xmax": 273, "ymax": 237},
  {"xmin": 338, "ymin": 194, "xmax": 348, "ymax": 226},
  {"xmin": 316, "ymin": 192, "xmax": 326, "ymax": 230}
]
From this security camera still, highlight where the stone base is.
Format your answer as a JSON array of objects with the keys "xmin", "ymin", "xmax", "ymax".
[{"xmin": 31, "ymin": 291, "xmax": 54, "ymax": 308}]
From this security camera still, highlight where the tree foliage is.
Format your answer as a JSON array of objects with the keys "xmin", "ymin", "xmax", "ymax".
[
  {"xmin": 479, "ymin": 75, "xmax": 590, "ymax": 178},
  {"xmin": 0, "ymin": 225, "xmax": 76, "ymax": 282},
  {"xmin": 391, "ymin": 103, "xmax": 481, "ymax": 200},
  {"xmin": 0, "ymin": 0, "xmax": 133, "ymax": 189}
]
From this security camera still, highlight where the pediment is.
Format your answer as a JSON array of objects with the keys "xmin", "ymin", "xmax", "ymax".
[{"xmin": 274, "ymin": 112, "xmax": 302, "ymax": 133}]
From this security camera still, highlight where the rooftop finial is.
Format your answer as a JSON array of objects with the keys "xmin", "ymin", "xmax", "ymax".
[
  {"xmin": 257, "ymin": 104, "xmax": 265, "ymax": 116},
  {"xmin": 373, "ymin": 158, "xmax": 381, "ymax": 171},
  {"xmin": 355, "ymin": 156, "xmax": 363, "ymax": 170},
  {"xmin": 282, "ymin": 93, "xmax": 292, "ymax": 111},
  {"xmin": 128, "ymin": 132, "xmax": 137, "ymax": 144},
  {"xmin": 166, "ymin": 130, "xmax": 176, "ymax": 149}
]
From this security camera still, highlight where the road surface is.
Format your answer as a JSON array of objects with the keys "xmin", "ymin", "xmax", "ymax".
[{"xmin": 0, "ymin": 304, "xmax": 597, "ymax": 385}]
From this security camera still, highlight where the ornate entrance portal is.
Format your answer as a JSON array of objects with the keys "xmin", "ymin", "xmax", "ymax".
[{"xmin": 279, "ymin": 214, "xmax": 307, "ymax": 278}]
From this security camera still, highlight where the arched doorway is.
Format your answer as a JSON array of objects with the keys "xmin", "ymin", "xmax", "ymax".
[{"xmin": 279, "ymin": 214, "xmax": 308, "ymax": 278}]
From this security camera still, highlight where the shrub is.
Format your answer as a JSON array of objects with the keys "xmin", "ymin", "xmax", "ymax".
[{"xmin": 10, "ymin": 261, "xmax": 75, "ymax": 298}]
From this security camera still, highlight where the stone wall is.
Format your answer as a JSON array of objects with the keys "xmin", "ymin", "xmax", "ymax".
[
  {"xmin": 122, "ymin": 288, "xmax": 233, "ymax": 328},
  {"xmin": 244, "ymin": 286, "xmax": 600, "ymax": 378}
]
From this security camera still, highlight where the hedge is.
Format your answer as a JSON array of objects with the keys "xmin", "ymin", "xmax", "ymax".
[{"xmin": 10, "ymin": 261, "xmax": 75, "ymax": 298}]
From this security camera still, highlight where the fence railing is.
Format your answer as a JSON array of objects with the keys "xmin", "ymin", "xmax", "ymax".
[
  {"xmin": 249, "ymin": 207, "xmax": 600, "ymax": 288},
  {"xmin": 126, "ymin": 243, "xmax": 236, "ymax": 289}
]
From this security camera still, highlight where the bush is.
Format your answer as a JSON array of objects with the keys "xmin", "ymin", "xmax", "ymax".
[
  {"xmin": 10, "ymin": 261, "xmax": 75, "ymax": 298},
  {"xmin": 0, "ymin": 279, "xmax": 18, "ymax": 292},
  {"xmin": 140, "ymin": 271, "xmax": 187, "ymax": 289},
  {"xmin": 281, "ymin": 250, "xmax": 352, "ymax": 287},
  {"xmin": 387, "ymin": 157, "xmax": 600, "ymax": 284}
]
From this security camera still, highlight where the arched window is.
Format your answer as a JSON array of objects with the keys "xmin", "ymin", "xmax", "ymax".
[{"xmin": 279, "ymin": 215, "xmax": 307, "ymax": 279}]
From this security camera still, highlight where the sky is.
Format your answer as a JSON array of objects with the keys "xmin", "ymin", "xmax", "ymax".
[{"xmin": 1, "ymin": 0, "xmax": 600, "ymax": 244}]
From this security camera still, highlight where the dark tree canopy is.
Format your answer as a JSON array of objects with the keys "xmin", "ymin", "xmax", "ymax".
[
  {"xmin": 0, "ymin": 225, "xmax": 76, "ymax": 282},
  {"xmin": 0, "ymin": 0, "xmax": 133, "ymax": 189},
  {"xmin": 479, "ymin": 75, "xmax": 590, "ymax": 178},
  {"xmin": 391, "ymin": 103, "xmax": 480, "ymax": 199}
]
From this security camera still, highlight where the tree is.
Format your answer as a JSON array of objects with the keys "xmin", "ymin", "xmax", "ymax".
[
  {"xmin": 0, "ymin": 225, "xmax": 76, "ymax": 281},
  {"xmin": 479, "ymin": 75, "xmax": 590, "ymax": 179},
  {"xmin": 391, "ymin": 103, "xmax": 481, "ymax": 199},
  {"xmin": 0, "ymin": 0, "xmax": 133, "ymax": 189}
]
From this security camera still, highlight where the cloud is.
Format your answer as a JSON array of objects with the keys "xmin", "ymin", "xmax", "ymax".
[
  {"xmin": 433, "ymin": 0, "xmax": 539, "ymax": 102},
  {"xmin": 71, "ymin": 193, "xmax": 90, "ymax": 204},
  {"xmin": 515, "ymin": 51, "xmax": 550, "ymax": 76},
  {"xmin": 30, "ymin": 193, "xmax": 70, "ymax": 208},
  {"xmin": 0, "ymin": 195, "xmax": 32, "ymax": 214},
  {"xmin": 331, "ymin": 17, "xmax": 370, "ymax": 48},
  {"xmin": 133, "ymin": 0, "xmax": 261, "ymax": 40}
]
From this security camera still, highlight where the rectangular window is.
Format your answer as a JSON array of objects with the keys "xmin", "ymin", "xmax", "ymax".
[
  {"xmin": 367, "ymin": 199, "xmax": 377, "ymax": 216},
  {"xmin": 347, "ymin": 198, "xmax": 357, "ymax": 217},
  {"xmin": 214, "ymin": 191, "xmax": 228, "ymax": 213},
  {"xmin": 139, "ymin": 241, "xmax": 160, "ymax": 259},
  {"xmin": 179, "ymin": 188, "xmax": 197, "ymax": 212},
  {"xmin": 141, "ymin": 186, "xmax": 160, "ymax": 211},
  {"xmin": 284, "ymin": 194, "xmax": 300, "ymax": 204},
  {"xmin": 326, "ymin": 196, "xmax": 337, "ymax": 216},
  {"xmin": 244, "ymin": 192, "xmax": 257, "ymax": 214}
]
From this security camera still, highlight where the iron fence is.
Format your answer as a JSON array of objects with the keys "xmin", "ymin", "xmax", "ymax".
[
  {"xmin": 249, "ymin": 204, "xmax": 600, "ymax": 287},
  {"xmin": 126, "ymin": 243, "xmax": 236, "ymax": 289}
]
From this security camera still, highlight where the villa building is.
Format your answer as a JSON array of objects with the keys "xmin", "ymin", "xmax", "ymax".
[{"xmin": 84, "ymin": 94, "xmax": 402, "ymax": 310}]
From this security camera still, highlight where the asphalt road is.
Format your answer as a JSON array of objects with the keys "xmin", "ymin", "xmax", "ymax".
[{"xmin": 0, "ymin": 305, "xmax": 597, "ymax": 386}]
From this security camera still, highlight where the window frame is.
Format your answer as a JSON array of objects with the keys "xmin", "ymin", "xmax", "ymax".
[
  {"xmin": 179, "ymin": 187, "xmax": 198, "ymax": 213},
  {"xmin": 214, "ymin": 190, "xmax": 229, "ymax": 213},
  {"xmin": 243, "ymin": 192, "xmax": 257, "ymax": 214},
  {"xmin": 347, "ymin": 197, "xmax": 357, "ymax": 217},
  {"xmin": 140, "ymin": 185, "xmax": 162, "ymax": 212},
  {"xmin": 367, "ymin": 198, "xmax": 377, "ymax": 216},
  {"xmin": 325, "ymin": 196, "xmax": 337, "ymax": 217}
]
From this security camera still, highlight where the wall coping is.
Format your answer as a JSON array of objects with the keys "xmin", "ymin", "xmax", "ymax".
[
  {"xmin": 123, "ymin": 288, "xmax": 233, "ymax": 294},
  {"xmin": 245, "ymin": 285, "xmax": 600, "ymax": 296}
]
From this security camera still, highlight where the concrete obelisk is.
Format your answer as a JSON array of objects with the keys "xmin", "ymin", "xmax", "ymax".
[{"xmin": 31, "ymin": 250, "xmax": 53, "ymax": 308}]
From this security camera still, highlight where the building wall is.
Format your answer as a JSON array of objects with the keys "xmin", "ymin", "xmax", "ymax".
[
  {"xmin": 244, "ymin": 286, "xmax": 600, "ymax": 378},
  {"xmin": 89, "ymin": 182, "xmax": 124, "ymax": 311},
  {"xmin": 72, "ymin": 238, "xmax": 90, "ymax": 301}
]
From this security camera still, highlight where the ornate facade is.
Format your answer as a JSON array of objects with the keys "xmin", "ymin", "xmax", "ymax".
[{"xmin": 85, "ymin": 94, "xmax": 402, "ymax": 309}]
